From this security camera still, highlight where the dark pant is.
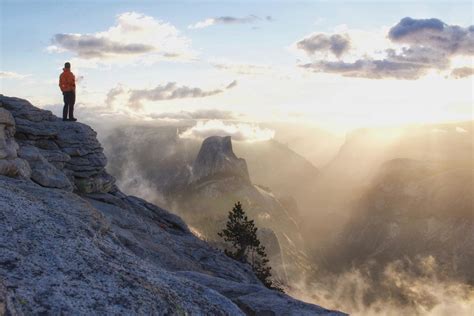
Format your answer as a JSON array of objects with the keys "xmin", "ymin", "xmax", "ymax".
[{"xmin": 63, "ymin": 91, "xmax": 75, "ymax": 119}]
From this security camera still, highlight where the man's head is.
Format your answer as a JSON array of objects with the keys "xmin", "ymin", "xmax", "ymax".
[{"xmin": 64, "ymin": 62, "xmax": 71, "ymax": 69}]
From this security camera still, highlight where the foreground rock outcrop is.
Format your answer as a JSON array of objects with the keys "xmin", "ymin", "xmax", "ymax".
[
  {"xmin": 0, "ymin": 95, "xmax": 344, "ymax": 315},
  {"xmin": 1, "ymin": 96, "xmax": 114, "ymax": 193}
]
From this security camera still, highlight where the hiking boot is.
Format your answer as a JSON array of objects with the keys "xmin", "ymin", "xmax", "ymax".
[
  {"xmin": 68, "ymin": 118, "xmax": 77, "ymax": 122},
  {"xmin": 62, "ymin": 118, "xmax": 68, "ymax": 121}
]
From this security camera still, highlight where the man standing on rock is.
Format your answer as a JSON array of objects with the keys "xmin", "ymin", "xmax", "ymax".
[{"xmin": 59, "ymin": 62, "xmax": 77, "ymax": 122}]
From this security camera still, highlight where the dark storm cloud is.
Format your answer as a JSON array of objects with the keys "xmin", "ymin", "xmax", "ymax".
[
  {"xmin": 51, "ymin": 34, "xmax": 154, "ymax": 58},
  {"xmin": 296, "ymin": 33, "xmax": 351, "ymax": 58},
  {"xmin": 297, "ymin": 17, "xmax": 474, "ymax": 79}
]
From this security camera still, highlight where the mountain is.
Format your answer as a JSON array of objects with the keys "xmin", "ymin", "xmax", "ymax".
[
  {"xmin": 0, "ymin": 95, "xmax": 344, "ymax": 315},
  {"xmin": 102, "ymin": 126, "xmax": 321, "ymax": 221},
  {"xmin": 297, "ymin": 122, "xmax": 474, "ymax": 243},
  {"xmin": 304, "ymin": 157, "xmax": 474, "ymax": 312},
  {"xmin": 190, "ymin": 136, "xmax": 250, "ymax": 184},
  {"xmin": 295, "ymin": 123, "xmax": 474, "ymax": 313},
  {"xmin": 260, "ymin": 122, "xmax": 343, "ymax": 167},
  {"xmin": 321, "ymin": 158, "xmax": 474, "ymax": 278},
  {"xmin": 169, "ymin": 135, "xmax": 313, "ymax": 286}
]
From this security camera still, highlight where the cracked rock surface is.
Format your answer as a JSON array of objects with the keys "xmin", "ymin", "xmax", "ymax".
[{"xmin": 0, "ymin": 95, "xmax": 345, "ymax": 315}]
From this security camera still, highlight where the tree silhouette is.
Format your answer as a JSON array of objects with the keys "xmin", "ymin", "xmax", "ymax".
[{"xmin": 218, "ymin": 202, "xmax": 284, "ymax": 292}]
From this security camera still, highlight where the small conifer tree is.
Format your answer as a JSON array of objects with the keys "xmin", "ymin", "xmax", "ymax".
[{"xmin": 218, "ymin": 202, "xmax": 284, "ymax": 292}]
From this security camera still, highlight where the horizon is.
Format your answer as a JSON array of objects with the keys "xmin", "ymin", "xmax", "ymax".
[{"xmin": 1, "ymin": 2, "xmax": 473, "ymax": 315}]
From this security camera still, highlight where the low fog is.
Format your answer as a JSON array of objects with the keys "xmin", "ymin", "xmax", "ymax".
[{"xmin": 98, "ymin": 118, "xmax": 473, "ymax": 315}]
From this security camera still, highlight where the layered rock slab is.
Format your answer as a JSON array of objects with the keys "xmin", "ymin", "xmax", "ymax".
[{"xmin": 0, "ymin": 95, "xmax": 114, "ymax": 193}]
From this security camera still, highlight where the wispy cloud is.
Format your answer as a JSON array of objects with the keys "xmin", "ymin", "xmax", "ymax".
[
  {"xmin": 105, "ymin": 84, "xmax": 126, "ymax": 107},
  {"xmin": 211, "ymin": 60, "xmax": 273, "ymax": 75},
  {"xmin": 225, "ymin": 80, "xmax": 238, "ymax": 89},
  {"xmin": 0, "ymin": 71, "xmax": 30, "ymax": 79},
  {"xmin": 150, "ymin": 109, "xmax": 236, "ymax": 121},
  {"xmin": 106, "ymin": 81, "xmax": 237, "ymax": 110},
  {"xmin": 188, "ymin": 15, "xmax": 272, "ymax": 29},
  {"xmin": 451, "ymin": 67, "xmax": 474, "ymax": 79}
]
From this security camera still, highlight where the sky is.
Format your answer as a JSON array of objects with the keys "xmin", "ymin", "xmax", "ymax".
[{"xmin": 1, "ymin": 0, "xmax": 473, "ymax": 133}]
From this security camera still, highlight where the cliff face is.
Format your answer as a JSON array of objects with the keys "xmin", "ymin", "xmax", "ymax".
[
  {"xmin": 321, "ymin": 158, "xmax": 474, "ymax": 279},
  {"xmin": 0, "ymin": 95, "xmax": 343, "ymax": 315},
  {"xmin": 190, "ymin": 136, "xmax": 250, "ymax": 184},
  {"xmin": 1, "ymin": 96, "xmax": 114, "ymax": 193}
]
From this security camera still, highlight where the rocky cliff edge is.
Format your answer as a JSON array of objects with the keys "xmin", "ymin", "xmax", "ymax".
[{"xmin": 0, "ymin": 95, "xmax": 344, "ymax": 315}]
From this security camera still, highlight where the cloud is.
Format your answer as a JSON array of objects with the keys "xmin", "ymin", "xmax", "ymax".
[
  {"xmin": 300, "ymin": 46, "xmax": 450, "ymax": 79},
  {"xmin": 299, "ymin": 59, "xmax": 429, "ymax": 80},
  {"xmin": 296, "ymin": 33, "xmax": 351, "ymax": 58},
  {"xmin": 105, "ymin": 84, "xmax": 126, "ymax": 107},
  {"xmin": 179, "ymin": 120, "xmax": 275, "ymax": 142},
  {"xmin": 451, "ymin": 67, "xmax": 474, "ymax": 79},
  {"xmin": 0, "ymin": 71, "xmax": 30, "ymax": 79},
  {"xmin": 150, "ymin": 109, "xmax": 236, "ymax": 120},
  {"xmin": 48, "ymin": 12, "xmax": 194, "ymax": 64},
  {"xmin": 106, "ymin": 81, "xmax": 237, "ymax": 109},
  {"xmin": 388, "ymin": 17, "xmax": 474, "ymax": 55},
  {"xmin": 188, "ymin": 15, "xmax": 270, "ymax": 29},
  {"xmin": 129, "ymin": 83, "xmax": 223, "ymax": 109},
  {"xmin": 211, "ymin": 60, "xmax": 273, "ymax": 75},
  {"xmin": 456, "ymin": 126, "xmax": 468, "ymax": 133},
  {"xmin": 50, "ymin": 34, "xmax": 154, "ymax": 59},
  {"xmin": 296, "ymin": 17, "xmax": 474, "ymax": 80},
  {"xmin": 293, "ymin": 256, "xmax": 474, "ymax": 316},
  {"xmin": 225, "ymin": 80, "xmax": 238, "ymax": 89}
]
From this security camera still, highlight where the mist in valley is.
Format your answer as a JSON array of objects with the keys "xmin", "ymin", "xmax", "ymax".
[
  {"xmin": 99, "ymin": 119, "xmax": 474, "ymax": 315},
  {"xmin": 3, "ymin": 1, "xmax": 473, "ymax": 314}
]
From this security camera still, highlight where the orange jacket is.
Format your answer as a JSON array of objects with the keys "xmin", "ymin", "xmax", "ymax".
[{"xmin": 59, "ymin": 68, "xmax": 76, "ymax": 92}]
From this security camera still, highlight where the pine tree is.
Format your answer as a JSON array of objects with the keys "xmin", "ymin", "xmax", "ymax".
[{"xmin": 218, "ymin": 202, "xmax": 284, "ymax": 292}]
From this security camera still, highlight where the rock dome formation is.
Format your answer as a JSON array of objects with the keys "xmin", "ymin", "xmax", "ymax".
[{"xmin": 190, "ymin": 135, "xmax": 250, "ymax": 184}]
